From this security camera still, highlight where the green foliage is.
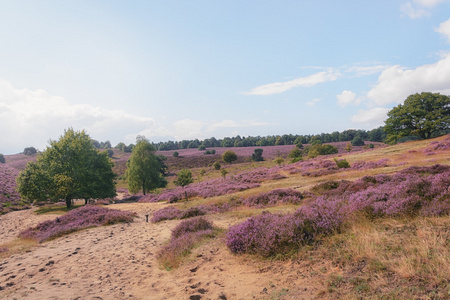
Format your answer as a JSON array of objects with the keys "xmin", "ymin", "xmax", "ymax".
[
  {"xmin": 288, "ymin": 148, "xmax": 302, "ymax": 159},
  {"xmin": 251, "ymin": 148, "xmax": 264, "ymax": 161},
  {"xmin": 220, "ymin": 169, "xmax": 228, "ymax": 178},
  {"xmin": 125, "ymin": 137, "xmax": 167, "ymax": 195},
  {"xmin": 222, "ymin": 150, "xmax": 237, "ymax": 164},
  {"xmin": 384, "ymin": 92, "xmax": 450, "ymax": 144},
  {"xmin": 213, "ymin": 161, "xmax": 221, "ymax": 170},
  {"xmin": 334, "ymin": 158, "xmax": 350, "ymax": 168},
  {"xmin": 16, "ymin": 128, "xmax": 116, "ymax": 209},
  {"xmin": 345, "ymin": 142, "xmax": 352, "ymax": 152},
  {"xmin": 105, "ymin": 149, "xmax": 114, "ymax": 158},
  {"xmin": 0, "ymin": 154, "xmax": 4, "ymax": 164},
  {"xmin": 173, "ymin": 151, "xmax": 179, "ymax": 157},
  {"xmin": 351, "ymin": 136, "xmax": 365, "ymax": 146},
  {"xmin": 204, "ymin": 149, "xmax": 216, "ymax": 155},
  {"xmin": 174, "ymin": 169, "xmax": 194, "ymax": 188},
  {"xmin": 305, "ymin": 144, "xmax": 339, "ymax": 158},
  {"xmin": 198, "ymin": 145, "xmax": 206, "ymax": 151},
  {"xmin": 274, "ymin": 156, "xmax": 284, "ymax": 165},
  {"xmin": 23, "ymin": 147, "xmax": 37, "ymax": 155},
  {"xmin": 174, "ymin": 169, "xmax": 194, "ymax": 201}
]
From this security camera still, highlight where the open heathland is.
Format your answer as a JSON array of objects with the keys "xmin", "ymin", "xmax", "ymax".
[{"xmin": 0, "ymin": 135, "xmax": 449, "ymax": 299}]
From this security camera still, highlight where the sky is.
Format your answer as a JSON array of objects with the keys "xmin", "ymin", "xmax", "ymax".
[{"xmin": 1, "ymin": 0, "xmax": 450, "ymax": 154}]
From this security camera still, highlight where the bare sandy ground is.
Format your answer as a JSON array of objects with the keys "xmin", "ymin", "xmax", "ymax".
[{"xmin": 0, "ymin": 203, "xmax": 323, "ymax": 299}]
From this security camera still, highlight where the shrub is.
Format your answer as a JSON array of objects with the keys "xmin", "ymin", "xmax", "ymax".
[
  {"xmin": 171, "ymin": 217, "xmax": 213, "ymax": 240},
  {"xmin": 213, "ymin": 161, "xmax": 221, "ymax": 170},
  {"xmin": 151, "ymin": 207, "xmax": 183, "ymax": 222},
  {"xmin": 222, "ymin": 150, "xmax": 237, "ymax": 164},
  {"xmin": 242, "ymin": 189, "xmax": 303, "ymax": 207},
  {"xmin": 157, "ymin": 217, "xmax": 215, "ymax": 269},
  {"xmin": 252, "ymin": 148, "xmax": 264, "ymax": 161},
  {"xmin": 20, "ymin": 205, "xmax": 136, "ymax": 242},
  {"xmin": 173, "ymin": 151, "xmax": 179, "ymax": 157},
  {"xmin": 351, "ymin": 136, "xmax": 365, "ymax": 146},
  {"xmin": 334, "ymin": 158, "xmax": 350, "ymax": 168},
  {"xmin": 23, "ymin": 147, "xmax": 37, "ymax": 155},
  {"xmin": 0, "ymin": 154, "xmax": 4, "ymax": 164},
  {"xmin": 221, "ymin": 169, "xmax": 229, "ymax": 178},
  {"xmin": 198, "ymin": 145, "xmax": 206, "ymax": 151}
]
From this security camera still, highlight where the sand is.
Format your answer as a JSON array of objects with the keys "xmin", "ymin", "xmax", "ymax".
[{"xmin": 0, "ymin": 203, "xmax": 322, "ymax": 299}]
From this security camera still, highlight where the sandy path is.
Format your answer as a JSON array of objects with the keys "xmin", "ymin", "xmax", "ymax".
[{"xmin": 0, "ymin": 204, "xmax": 321, "ymax": 299}]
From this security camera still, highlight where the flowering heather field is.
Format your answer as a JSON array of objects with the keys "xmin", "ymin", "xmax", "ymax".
[
  {"xmin": 225, "ymin": 164, "xmax": 450, "ymax": 257},
  {"xmin": 19, "ymin": 205, "xmax": 136, "ymax": 242},
  {"xmin": 0, "ymin": 163, "xmax": 23, "ymax": 214}
]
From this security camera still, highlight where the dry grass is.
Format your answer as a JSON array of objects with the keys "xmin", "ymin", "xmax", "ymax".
[
  {"xmin": 307, "ymin": 215, "xmax": 450, "ymax": 299},
  {"xmin": 0, "ymin": 238, "xmax": 38, "ymax": 259}
]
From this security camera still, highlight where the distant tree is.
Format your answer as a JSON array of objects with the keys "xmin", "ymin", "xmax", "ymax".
[
  {"xmin": 115, "ymin": 142, "xmax": 126, "ymax": 151},
  {"xmin": 334, "ymin": 158, "xmax": 350, "ymax": 168},
  {"xmin": 351, "ymin": 136, "xmax": 365, "ymax": 146},
  {"xmin": 222, "ymin": 150, "xmax": 237, "ymax": 164},
  {"xmin": 288, "ymin": 148, "xmax": 302, "ymax": 163},
  {"xmin": 213, "ymin": 161, "xmax": 221, "ymax": 170},
  {"xmin": 125, "ymin": 137, "xmax": 167, "ymax": 195},
  {"xmin": 384, "ymin": 92, "xmax": 450, "ymax": 144},
  {"xmin": 16, "ymin": 128, "xmax": 116, "ymax": 209},
  {"xmin": 0, "ymin": 154, "xmax": 5, "ymax": 164},
  {"xmin": 174, "ymin": 169, "xmax": 194, "ymax": 201},
  {"xmin": 251, "ymin": 148, "xmax": 264, "ymax": 161},
  {"xmin": 198, "ymin": 145, "xmax": 206, "ymax": 151},
  {"xmin": 106, "ymin": 149, "xmax": 114, "ymax": 158},
  {"xmin": 23, "ymin": 147, "xmax": 37, "ymax": 156},
  {"xmin": 345, "ymin": 142, "xmax": 352, "ymax": 152},
  {"xmin": 274, "ymin": 156, "xmax": 284, "ymax": 165},
  {"xmin": 173, "ymin": 151, "xmax": 179, "ymax": 157},
  {"xmin": 220, "ymin": 168, "xmax": 228, "ymax": 179}
]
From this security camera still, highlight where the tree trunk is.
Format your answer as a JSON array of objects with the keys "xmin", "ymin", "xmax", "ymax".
[
  {"xmin": 184, "ymin": 190, "xmax": 188, "ymax": 201},
  {"xmin": 85, "ymin": 198, "xmax": 88, "ymax": 205},
  {"xmin": 142, "ymin": 180, "xmax": 146, "ymax": 195},
  {"xmin": 65, "ymin": 196, "xmax": 72, "ymax": 209}
]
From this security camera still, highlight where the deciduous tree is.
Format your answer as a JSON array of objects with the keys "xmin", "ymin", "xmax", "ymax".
[
  {"xmin": 126, "ymin": 137, "xmax": 167, "ymax": 195},
  {"xmin": 16, "ymin": 128, "xmax": 116, "ymax": 209},
  {"xmin": 174, "ymin": 169, "xmax": 194, "ymax": 201},
  {"xmin": 384, "ymin": 92, "xmax": 450, "ymax": 143}
]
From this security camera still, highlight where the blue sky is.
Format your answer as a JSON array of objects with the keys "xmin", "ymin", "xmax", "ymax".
[{"xmin": 1, "ymin": 0, "xmax": 450, "ymax": 154}]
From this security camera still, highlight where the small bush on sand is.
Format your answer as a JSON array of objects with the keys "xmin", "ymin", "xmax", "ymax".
[{"xmin": 157, "ymin": 217, "xmax": 215, "ymax": 269}]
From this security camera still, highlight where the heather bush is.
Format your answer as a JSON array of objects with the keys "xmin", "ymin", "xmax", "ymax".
[
  {"xmin": 151, "ymin": 206, "xmax": 183, "ymax": 222},
  {"xmin": 0, "ymin": 247, "xmax": 8, "ymax": 253},
  {"xmin": 180, "ymin": 206, "xmax": 207, "ymax": 219},
  {"xmin": 20, "ymin": 205, "xmax": 136, "ymax": 242},
  {"xmin": 171, "ymin": 217, "xmax": 213, "ymax": 240},
  {"xmin": 242, "ymin": 189, "xmax": 303, "ymax": 207},
  {"xmin": 226, "ymin": 165, "xmax": 450, "ymax": 257}
]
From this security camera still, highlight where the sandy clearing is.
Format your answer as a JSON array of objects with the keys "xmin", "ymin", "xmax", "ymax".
[{"xmin": 0, "ymin": 203, "xmax": 322, "ymax": 299}]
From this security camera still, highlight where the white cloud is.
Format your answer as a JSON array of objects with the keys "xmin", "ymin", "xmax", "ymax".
[
  {"xmin": 413, "ymin": 0, "xmax": 448, "ymax": 7},
  {"xmin": 306, "ymin": 98, "xmax": 320, "ymax": 107},
  {"xmin": 351, "ymin": 108, "xmax": 390, "ymax": 128},
  {"xmin": 436, "ymin": 18, "xmax": 450, "ymax": 42},
  {"xmin": 172, "ymin": 119, "xmax": 206, "ymax": 141},
  {"xmin": 0, "ymin": 80, "xmax": 169, "ymax": 153},
  {"xmin": 366, "ymin": 53, "xmax": 450, "ymax": 105},
  {"xmin": 243, "ymin": 69, "xmax": 340, "ymax": 95},
  {"xmin": 401, "ymin": 2, "xmax": 430, "ymax": 18},
  {"xmin": 337, "ymin": 90, "xmax": 361, "ymax": 107},
  {"xmin": 401, "ymin": 0, "xmax": 449, "ymax": 18},
  {"xmin": 344, "ymin": 64, "xmax": 391, "ymax": 77}
]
